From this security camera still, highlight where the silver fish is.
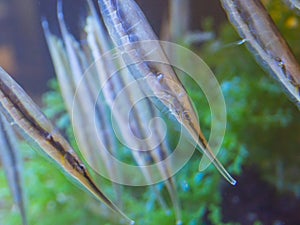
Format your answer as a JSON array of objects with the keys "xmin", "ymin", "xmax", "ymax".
[
  {"xmin": 97, "ymin": 0, "xmax": 237, "ymax": 185},
  {"xmin": 85, "ymin": 7, "xmax": 171, "ymax": 211},
  {"xmin": 0, "ymin": 112, "xmax": 27, "ymax": 225},
  {"xmin": 43, "ymin": 2, "xmax": 123, "ymax": 204},
  {"xmin": 0, "ymin": 67, "xmax": 134, "ymax": 224},
  {"xmin": 220, "ymin": 0, "xmax": 300, "ymax": 109},
  {"xmin": 285, "ymin": 0, "xmax": 300, "ymax": 10}
]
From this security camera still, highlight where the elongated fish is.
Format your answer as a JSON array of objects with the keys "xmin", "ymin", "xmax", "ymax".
[
  {"xmin": 0, "ymin": 67, "xmax": 134, "ymax": 224},
  {"xmin": 85, "ymin": 7, "xmax": 170, "ymax": 211},
  {"xmin": 0, "ymin": 112, "xmax": 27, "ymax": 225},
  {"xmin": 285, "ymin": 0, "xmax": 300, "ymax": 10},
  {"xmin": 97, "ymin": 0, "xmax": 236, "ymax": 185},
  {"xmin": 86, "ymin": 2, "xmax": 184, "ymax": 223},
  {"xmin": 43, "ymin": 25, "xmax": 123, "ymax": 205},
  {"xmin": 220, "ymin": 0, "xmax": 300, "ymax": 109},
  {"xmin": 42, "ymin": 21, "xmax": 103, "ymax": 173},
  {"xmin": 44, "ymin": 4, "xmax": 123, "ymax": 204}
]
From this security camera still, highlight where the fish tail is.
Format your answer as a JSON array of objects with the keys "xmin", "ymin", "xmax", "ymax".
[{"xmin": 199, "ymin": 143, "xmax": 237, "ymax": 185}]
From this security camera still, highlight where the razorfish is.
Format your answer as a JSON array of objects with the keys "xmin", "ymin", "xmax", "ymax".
[
  {"xmin": 43, "ymin": 3, "xmax": 123, "ymax": 203},
  {"xmin": 285, "ymin": 0, "xmax": 300, "ymax": 10},
  {"xmin": 97, "ymin": 0, "xmax": 237, "ymax": 185},
  {"xmin": 220, "ymin": 0, "xmax": 300, "ymax": 109},
  {"xmin": 42, "ymin": 22, "xmax": 102, "ymax": 174},
  {"xmin": 0, "ymin": 112, "xmax": 27, "ymax": 225},
  {"xmin": 85, "ymin": 2, "xmax": 179, "ymax": 215},
  {"xmin": 0, "ymin": 67, "xmax": 134, "ymax": 224},
  {"xmin": 86, "ymin": 13, "xmax": 183, "ymax": 221}
]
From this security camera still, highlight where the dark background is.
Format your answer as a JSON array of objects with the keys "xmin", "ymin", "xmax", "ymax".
[{"xmin": 0, "ymin": 0, "xmax": 226, "ymax": 101}]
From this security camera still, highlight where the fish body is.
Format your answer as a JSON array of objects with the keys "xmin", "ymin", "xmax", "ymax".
[
  {"xmin": 0, "ymin": 67, "xmax": 133, "ymax": 224},
  {"xmin": 85, "ymin": 5, "xmax": 181, "ymax": 219},
  {"xmin": 286, "ymin": 0, "xmax": 300, "ymax": 10},
  {"xmin": 0, "ymin": 112, "xmax": 27, "ymax": 225},
  {"xmin": 97, "ymin": 0, "xmax": 236, "ymax": 185},
  {"xmin": 43, "ymin": 3, "xmax": 123, "ymax": 204},
  {"xmin": 220, "ymin": 0, "xmax": 300, "ymax": 109}
]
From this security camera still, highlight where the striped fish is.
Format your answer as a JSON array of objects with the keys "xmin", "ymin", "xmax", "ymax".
[
  {"xmin": 220, "ymin": 0, "xmax": 300, "ymax": 109},
  {"xmin": 85, "ymin": 3, "xmax": 177, "ymax": 214},
  {"xmin": 0, "ymin": 112, "xmax": 27, "ymax": 225},
  {"xmin": 43, "ymin": 1, "xmax": 123, "ymax": 204},
  {"xmin": 97, "ymin": 0, "xmax": 237, "ymax": 185},
  {"xmin": 43, "ymin": 28, "xmax": 123, "ymax": 205},
  {"xmin": 0, "ymin": 67, "xmax": 133, "ymax": 224}
]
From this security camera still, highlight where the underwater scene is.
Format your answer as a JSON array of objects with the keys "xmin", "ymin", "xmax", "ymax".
[{"xmin": 0, "ymin": 0, "xmax": 299, "ymax": 224}]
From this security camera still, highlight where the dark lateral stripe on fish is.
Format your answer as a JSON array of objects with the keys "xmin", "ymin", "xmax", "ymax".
[
  {"xmin": 0, "ymin": 76, "xmax": 96, "ymax": 182},
  {"xmin": 0, "ymin": 78, "xmax": 66, "ymax": 156}
]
